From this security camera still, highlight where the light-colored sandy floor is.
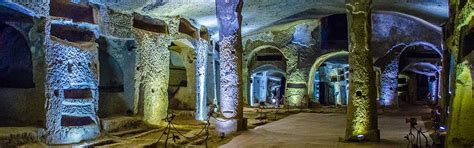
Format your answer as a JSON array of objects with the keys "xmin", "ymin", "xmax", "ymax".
[{"xmin": 221, "ymin": 106, "xmax": 432, "ymax": 148}]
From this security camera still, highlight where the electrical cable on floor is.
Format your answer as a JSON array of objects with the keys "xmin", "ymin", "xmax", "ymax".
[
  {"xmin": 158, "ymin": 112, "xmax": 176, "ymax": 148},
  {"xmin": 160, "ymin": 105, "xmax": 216, "ymax": 148}
]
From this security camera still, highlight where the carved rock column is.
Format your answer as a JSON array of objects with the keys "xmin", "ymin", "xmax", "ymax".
[
  {"xmin": 345, "ymin": 0, "xmax": 379, "ymax": 141},
  {"xmin": 215, "ymin": 0, "xmax": 246, "ymax": 135}
]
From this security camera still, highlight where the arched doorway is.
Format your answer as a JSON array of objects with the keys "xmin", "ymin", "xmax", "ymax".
[
  {"xmin": 0, "ymin": 22, "xmax": 33, "ymax": 88},
  {"xmin": 398, "ymin": 44, "xmax": 442, "ymax": 105},
  {"xmin": 246, "ymin": 46, "xmax": 288, "ymax": 107},
  {"xmin": 0, "ymin": 20, "xmax": 39, "ymax": 126},
  {"xmin": 307, "ymin": 51, "xmax": 349, "ymax": 106},
  {"xmin": 249, "ymin": 65, "xmax": 286, "ymax": 107},
  {"xmin": 98, "ymin": 50, "xmax": 127, "ymax": 117},
  {"xmin": 167, "ymin": 40, "xmax": 197, "ymax": 111}
]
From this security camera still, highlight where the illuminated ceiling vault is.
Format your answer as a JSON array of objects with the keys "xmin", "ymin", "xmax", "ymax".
[{"xmin": 100, "ymin": 0, "xmax": 448, "ymax": 40}]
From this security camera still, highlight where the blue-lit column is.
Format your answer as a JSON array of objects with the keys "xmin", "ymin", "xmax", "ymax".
[
  {"xmin": 45, "ymin": 20, "xmax": 101, "ymax": 144},
  {"xmin": 345, "ymin": 0, "xmax": 379, "ymax": 141},
  {"xmin": 196, "ymin": 40, "xmax": 209, "ymax": 121},
  {"xmin": 380, "ymin": 58, "xmax": 400, "ymax": 108},
  {"xmin": 215, "ymin": 0, "xmax": 246, "ymax": 135}
]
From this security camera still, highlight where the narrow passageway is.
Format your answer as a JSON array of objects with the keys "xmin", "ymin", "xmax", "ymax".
[{"xmin": 222, "ymin": 105, "xmax": 432, "ymax": 147}]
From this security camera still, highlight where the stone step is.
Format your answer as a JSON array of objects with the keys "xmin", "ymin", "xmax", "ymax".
[{"xmin": 0, "ymin": 127, "xmax": 45, "ymax": 147}]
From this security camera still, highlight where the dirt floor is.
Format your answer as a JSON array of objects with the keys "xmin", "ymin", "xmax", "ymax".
[
  {"xmin": 15, "ymin": 104, "xmax": 433, "ymax": 147},
  {"xmin": 221, "ymin": 104, "xmax": 433, "ymax": 148}
]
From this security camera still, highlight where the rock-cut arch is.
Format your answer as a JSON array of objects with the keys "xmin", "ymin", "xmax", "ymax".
[{"xmin": 307, "ymin": 51, "xmax": 349, "ymax": 101}]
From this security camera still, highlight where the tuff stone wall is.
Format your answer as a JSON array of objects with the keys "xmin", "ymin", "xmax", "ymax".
[
  {"xmin": 95, "ymin": 5, "xmax": 133, "ymax": 38},
  {"xmin": 445, "ymin": 0, "xmax": 474, "ymax": 146},
  {"xmin": 371, "ymin": 11, "xmax": 442, "ymax": 60},
  {"xmin": 11, "ymin": 0, "xmax": 50, "ymax": 16}
]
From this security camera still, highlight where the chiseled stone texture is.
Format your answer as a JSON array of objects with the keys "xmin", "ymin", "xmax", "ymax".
[
  {"xmin": 380, "ymin": 58, "xmax": 400, "ymax": 107},
  {"xmin": 45, "ymin": 21, "xmax": 100, "ymax": 144},
  {"xmin": 132, "ymin": 28, "xmax": 171, "ymax": 125},
  {"xmin": 219, "ymin": 36, "xmax": 241, "ymax": 119},
  {"xmin": 345, "ymin": 0, "xmax": 379, "ymax": 141},
  {"xmin": 216, "ymin": 0, "xmax": 244, "ymax": 119},
  {"xmin": 96, "ymin": 5, "xmax": 133, "ymax": 38},
  {"xmin": 10, "ymin": 0, "xmax": 50, "ymax": 16}
]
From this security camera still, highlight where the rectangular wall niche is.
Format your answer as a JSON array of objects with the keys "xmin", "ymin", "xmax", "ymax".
[
  {"xmin": 61, "ymin": 115, "xmax": 94, "ymax": 126},
  {"xmin": 179, "ymin": 18, "xmax": 198, "ymax": 38},
  {"xmin": 256, "ymin": 55, "xmax": 283, "ymax": 61},
  {"xmin": 50, "ymin": 24, "xmax": 96, "ymax": 42},
  {"xmin": 133, "ymin": 13, "xmax": 168, "ymax": 34},
  {"xmin": 287, "ymin": 83, "xmax": 306, "ymax": 88},
  {"xmin": 50, "ymin": 0, "xmax": 96, "ymax": 24},
  {"xmin": 64, "ymin": 88, "xmax": 93, "ymax": 99}
]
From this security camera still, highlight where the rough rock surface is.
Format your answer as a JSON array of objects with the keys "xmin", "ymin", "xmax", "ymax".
[
  {"xmin": 45, "ymin": 20, "xmax": 101, "ymax": 144},
  {"xmin": 132, "ymin": 28, "xmax": 171, "ymax": 125},
  {"xmin": 345, "ymin": 0, "xmax": 379, "ymax": 141}
]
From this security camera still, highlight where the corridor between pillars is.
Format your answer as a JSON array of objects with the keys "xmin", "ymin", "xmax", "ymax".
[
  {"xmin": 215, "ymin": 0, "xmax": 247, "ymax": 136},
  {"xmin": 345, "ymin": 0, "xmax": 379, "ymax": 141}
]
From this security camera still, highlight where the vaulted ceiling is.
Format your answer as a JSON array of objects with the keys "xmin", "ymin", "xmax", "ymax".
[{"xmin": 107, "ymin": 0, "xmax": 449, "ymax": 40}]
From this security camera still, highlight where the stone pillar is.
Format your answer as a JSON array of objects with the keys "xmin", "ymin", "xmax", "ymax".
[
  {"xmin": 407, "ymin": 73, "xmax": 418, "ymax": 104},
  {"xmin": 380, "ymin": 58, "xmax": 400, "ymax": 108},
  {"xmin": 215, "ymin": 0, "xmax": 246, "ymax": 135},
  {"xmin": 196, "ymin": 40, "xmax": 209, "ymax": 121},
  {"xmin": 345, "ymin": 0, "xmax": 379, "ymax": 141},
  {"xmin": 260, "ymin": 72, "xmax": 268, "ymax": 103},
  {"xmin": 45, "ymin": 20, "xmax": 101, "ymax": 144},
  {"xmin": 132, "ymin": 28, "xmax": 171, "ymax": 126},
  {"xmin": 439, "ymin": 49, "xmax": 451, "ymax": 121}
]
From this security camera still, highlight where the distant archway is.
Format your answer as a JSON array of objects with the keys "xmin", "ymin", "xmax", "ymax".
[
  {"xmin": 167, "ymin": 39, "xmax": 196, "ymax": 110},
  {"xmin": 378, "ymin": 41, "xmax": 442, "ymax": 106},
  {"xmin": 0, "ymin": 22, "xmax": 33, "ymax": 88},
  {"xmin": 249, "ymin": 64, "xmax": 287, "ymax": 106},
  {"xmin": 245, "ymin": 45, "xmax": 288, "ymax": 107},
  {"xmin": 307, "ymin": 51, "xmax": 349, "ymax": 102}
]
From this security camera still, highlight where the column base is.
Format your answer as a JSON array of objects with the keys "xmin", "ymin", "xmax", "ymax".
[{"xmin": 215, "ymin": 118, "xmax": 247, "ymax": 137}]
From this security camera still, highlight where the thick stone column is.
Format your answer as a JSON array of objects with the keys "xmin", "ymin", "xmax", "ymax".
[
  {"xmin": 215, "ymin": 0, "xmax": 246, "ymax": 135},
  {"xmin": 45, "ymin": 20, "xmax": 101, "ymax": 144},
  {"xmin": 132, "ymin": 28, "xmax": 171, "ymax": 126},
  {"xmin": 345, "ymin": 0, "xmax": 379, "ymax": 141}
]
